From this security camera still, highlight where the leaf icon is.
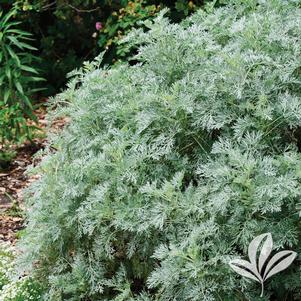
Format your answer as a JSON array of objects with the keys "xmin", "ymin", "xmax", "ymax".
[
  {"xmin": 229, "ymin": 259, "xmax": 261, "ymax": 283},
  {"xmin": 248, "ymin": 233, "xmax": 272, "ymax": 272},
  {"xmin": 229, "ymin": 233, "xmax": 297, "ymax": 298},
  {"xmin": 258, "ymin": 233, "xmax": 273, "ymax": 273},
  {"xmin": 263, "ymin": 250, "xmax": 297, "ymax": 281}
]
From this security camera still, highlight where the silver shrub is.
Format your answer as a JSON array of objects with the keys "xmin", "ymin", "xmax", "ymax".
[{"xmin": 20, "ymin": 1, "xmax": 301, "ymax": 300}]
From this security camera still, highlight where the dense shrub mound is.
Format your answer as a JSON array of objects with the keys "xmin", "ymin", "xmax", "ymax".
[{"xmin": 20, "ymin": 1, "xmax": 301, "ymax": 300}]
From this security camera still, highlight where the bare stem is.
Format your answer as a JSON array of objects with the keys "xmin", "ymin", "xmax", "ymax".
[{"xmin": 260, "ymin": 282, "xmax": 264, "ymax": 298}]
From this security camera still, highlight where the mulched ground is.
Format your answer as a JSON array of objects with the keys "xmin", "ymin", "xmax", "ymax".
[
  {"xmin": 0, "ymin": 143, "xmax": 44, "ymax": 207},
  {"xmin": 0, "ymin": 106, "xmax": 66, "ymax": 245},
  {"xmin": 0, "ymin": 216, "xmax": 24, "ymax": 243}
]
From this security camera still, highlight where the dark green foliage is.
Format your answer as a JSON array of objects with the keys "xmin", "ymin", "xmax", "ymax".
[
  {"xmin": 8, "ymin": 0, "xmax": 206, "ymax": 94},
  {"xmin": 0, "ymin": 146, "xmax": 15, "ymax": 169},
  {"xmin": 0, "ymin": 8, "xmax": 42, "ymax": 115},
  {"xmin": 98, "ymin": 0, "xmax": 203, "ymax": 63},
  {"xmin": 11, "ymin": 0, "xmax": 107, "ymax": 95},
  {"xmin": 20, "ymin": 0, "xmax": 301, "ymax": 300},
  {"xmin": 0, "ymin": 8, "xmax": 43, "ymax": 165},
  {"xmin": 97, "ymin": 0, "xmax": 160, "ymax": 62}
]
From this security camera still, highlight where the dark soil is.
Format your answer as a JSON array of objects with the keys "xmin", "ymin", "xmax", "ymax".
[{"xmin": 0, "ymin": 143, "xmax": 43, "ymax": 207}]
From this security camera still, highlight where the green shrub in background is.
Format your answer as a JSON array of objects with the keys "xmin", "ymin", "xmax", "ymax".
[
  {"xmin": 97, "ymin": 0, "xmax": 160, "ymax": 62},
  {"xmin": 5, "ymin": 0, "xmax": 206, "ymax": 95},
  {"xmin": 0, "ymin": 244, "xmax": 43, "ymax": 301},
  {"xmin": 97, "ymin": 0, "xmax": 201, "ymax": 62},
  {"xmin": 0, "ymin": 9, "xmax": 41, "ymax": 115},
  {"xmin": 0, "ymin": 8, "xmax": 43, "ymax": 166},
  {"xmin": 0, "ymin": 102, "xmax": 26, "ymax": 169},
  {"xmin": 10, "ymin": 0, "xmax": 107, "ymax": 95},
  {"xmin": 19, "ymin": 0, "xmax": 301, "ymax": 300}
]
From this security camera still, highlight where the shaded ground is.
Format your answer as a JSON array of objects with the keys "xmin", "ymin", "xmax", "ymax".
[
  {"xmin": 0, "ymin": 143, "xmax": 43, "ymax": 209},
  {"xmin": 0, "ymin": 215, "xmax": 24, "ymax": 243},
  {"xmin": 0, "ymin": 142, "xmax": 43, "ymax": 244}
]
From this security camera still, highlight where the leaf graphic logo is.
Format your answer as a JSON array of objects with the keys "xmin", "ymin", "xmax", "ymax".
[{"xmin": 229, "ymin": 233, "xmax": 297, "ymax": 297}]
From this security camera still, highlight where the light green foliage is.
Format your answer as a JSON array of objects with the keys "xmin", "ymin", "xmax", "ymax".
[
  {"xmin": 0, "ymin": 8, "xmax": 43, "ymax": 146},
  {"xmin": 0, "ymin": 244, "xmax": 42, "ymax": 301},
  {"xmin": 20, "ymin": 0, "xmax": 301, "ymax": 300}
]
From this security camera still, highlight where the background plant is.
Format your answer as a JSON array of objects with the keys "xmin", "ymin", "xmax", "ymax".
[
  {"xmin": 0, "ymin": 7, "xmax": 43, "ymax": 165},
  {"xmin": 1, "ymin": 0, "xmax": 206, "ymax": 95},
  {"xmin": 97, "ymin": 0, "xmax": 160, "ymax": 62},
  {"xmin": 97, "ymin": 0, "xmax": 202, "ymax": 63},
  {"xmin": 19, "ymin": 0, "xmax": 301, "ymax": 300}
]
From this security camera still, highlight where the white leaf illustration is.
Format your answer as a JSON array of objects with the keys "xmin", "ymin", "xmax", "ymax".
[
  {"xmin": 229, "ymin": 233, "xmax": 297, "ymax": 298},
  {"xmin": 258, "ymin": 233, "xmax": 273, "ymax": 273},
  {"xmin": 229, "ymin": 259, "xmax": 261, "ymax": 283},
  {"xmin": 263, "ymin": 250, "xmax": 297, "ymax": 281},
  {"xmin": 248, "ymin": 233, "xmax": 271, "ymax": 268}
]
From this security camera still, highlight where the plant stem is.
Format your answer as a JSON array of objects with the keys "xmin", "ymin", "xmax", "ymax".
[{"xmin": 260, "ymin": 282, "xmax": 264, "ymax": 298}]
